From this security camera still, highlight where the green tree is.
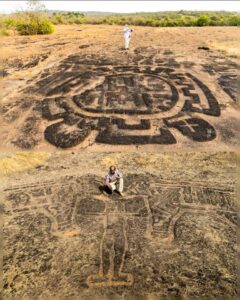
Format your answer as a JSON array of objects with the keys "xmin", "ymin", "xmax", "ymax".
[{"xmin": 195, "ymin": 15, "xmax": 210, "ymax": 26}]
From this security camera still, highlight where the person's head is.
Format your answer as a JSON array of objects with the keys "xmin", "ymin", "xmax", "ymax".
[
  {"xmin": 109, "ymin": 165, "xmax": 116, "ymax": 174},
  {"xmin": 125, "ymin": 24, "xmax": 128, "ymax": 27}
]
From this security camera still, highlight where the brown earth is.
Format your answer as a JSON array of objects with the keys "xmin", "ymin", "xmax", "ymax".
[
  {"xmin": 2, "ymin": 151, "xmax": 238, "ymax": 298},
  {"xmin": 1, "ymin": 25, "xmax": 239, "ymax": 299},
  {"xmin": 0, "ymin": 25, "xmax": 239, "ymax": 152}
]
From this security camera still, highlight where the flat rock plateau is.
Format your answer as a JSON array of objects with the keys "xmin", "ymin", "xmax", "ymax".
[
  {"xmin": 0, "ymin": 25, "xmax": 239, "ymax": 152},
  {"xmin": 1, "ymin": 25, "xmax": 239, "ymax": 299}
]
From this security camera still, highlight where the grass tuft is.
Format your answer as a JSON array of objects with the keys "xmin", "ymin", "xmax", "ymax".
[{"xmin": 0, "ymin": 152, "xmax": 50, "ymax": 177}]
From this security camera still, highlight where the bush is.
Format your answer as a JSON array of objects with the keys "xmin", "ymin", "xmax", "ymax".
[
  {"xmin": 4, "ymin": 18, "xmax": 15, "ymax": 28},
  {"xmin": 51, "ymin": 12, "xmax": 86, "ymax": 25},
  {"xmin": 37, "ymin": 18, "xmax": 54, "ymax": 34},
  {"xmin": 0, "ymin": 28, "xmax": 10, "ymax": 36},
  {"xmin": 195, "ymin": 15, "xmax": 210, "ymax": 26},
  {"xmin": 52, "ymin": 14, "xmax": 64, "ymax": 24},
  {"xmin": 228, "ymin": 15, "xmax": 240, "ymax": 26},
  {"xmin": 16, "ymin": 14, "xmax": 54, "ymax": 35},
  {"xmin": 75, "ymin": 17, "xmax": 85, "ymax": 25}
]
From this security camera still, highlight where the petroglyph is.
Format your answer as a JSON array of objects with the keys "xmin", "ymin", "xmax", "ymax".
[
  {"xmin": 3, "ymin": 174, "xmax": 237, "ymax": 291},
  {"xmin": 203, "ymin": 60, "xmax": 239, "ymax": 102},
  {"xmin": 3, "ymin": 49, "xmax": 239, "ymax": 150},
  {"xmin": 26, "ymin": 55, "xmax": 222, "ymax": 148}
]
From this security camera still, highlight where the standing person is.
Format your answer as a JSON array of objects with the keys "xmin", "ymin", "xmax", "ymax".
[
  {"xmin": 123, "ymin": 24, "xmax": 133, "ymax": 50},
  {"xmin": 105, "ymin": 165, "xmax": 124, "ymax": 196}
]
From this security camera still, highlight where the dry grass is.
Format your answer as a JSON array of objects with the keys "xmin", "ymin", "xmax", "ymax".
[
  {"xmin": 209, "ymin": 40, "xmax": 240, "ymax": 62},
  {"xmin": 0, "ymin": 152, "xmax": 50, "ymax": 177}
]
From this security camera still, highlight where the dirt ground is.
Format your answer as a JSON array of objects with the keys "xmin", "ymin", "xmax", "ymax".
[
  {"xmin": 2, "ymin": 151, "xmax": 238, "ymax": 298},
  {"xmin": 0, "ymin": 25, "xmax": 239, "ymax": 152},
  {"xmin": 1, "ymin": 25, "xmax": 239, "ymax": 298}
]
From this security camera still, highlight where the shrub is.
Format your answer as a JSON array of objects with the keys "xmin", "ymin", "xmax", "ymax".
[
  {"xmin": 228, "ymin": 15, "xmax": 240, "ymax": 26},
  {"xmin": 15, "ymin": 14, "xmax": 54, "ymax": 35},
  {"xmin": 75, "ymin": 17, "xmax": 85, "ymax": 25},
  {"xmin": 52, "ymin": 14, "xmax": 64, "ymax": 24},
  {"xmin": 0, "ymin": 28, "xmax": 10, "ymax": 36},
  {"xmin": 36, "ymin": 18, "xmax": 54, "ymax": 34},
  {"xmin": 195, "ymin": 15, "xmax": 210, "ymax": 26},
  {"xmin": 4, "ymin": 18, "xmax": 15, "ymax": 28}
]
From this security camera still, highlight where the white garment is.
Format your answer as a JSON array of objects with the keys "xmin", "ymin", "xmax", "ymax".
[
  {"xmin": 109, "ymin": 178, "xmax": 124, "ymax": 193},
  {"xmin": 124, "ymin": 37, "xmax": 130, "ymax": 49},
  {"xmin": 123, "ymin": 26, "xmax": 133, "ymax": 49},
  {"xmin": 106, "ymin": 169, "xmax": 122, "ymax": 184},
  {"xmin": 123, "ymin": 27, "xmax": 132, "ymax": 39}
]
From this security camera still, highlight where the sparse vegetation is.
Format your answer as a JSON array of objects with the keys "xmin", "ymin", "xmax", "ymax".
[
  {"xmin": 0, "ymin": 9, "xmax": 239, "ymax": 36},
  {"xmin": 80, "ymin": 11, "xmax": 240, "ymax": 27},
  {"xmin": 47, "ymin": 10, "xmax": 240, "ymax": 27},
  {"xmin": 51, "ymin": 12, "xmax": 85, "ymax": 25},
  {"xmin": 15, "ymin": 14, "xmax": 54, "ymax": 35},
  {"xmin": 0, "ymin": 17, "xmax": 10, "ymax": 36},
  {"xmin": 1, "ymin": 0, "xmax": 54, "ymax": 35},
  {"xmin": 0, "ymin": 28, "xmax": 10, "ymax": 36},
  {"xmin": 0, "ymin": 152, "xmax": 50, "ymax": 177}
]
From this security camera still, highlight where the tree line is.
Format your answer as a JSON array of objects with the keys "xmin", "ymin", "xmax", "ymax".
[{"xmin": 1, "ymin": 8, "xmax": 240, "ymax": 36}]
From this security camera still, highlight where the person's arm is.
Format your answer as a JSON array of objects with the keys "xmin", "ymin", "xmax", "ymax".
[
  {"xmin": 105, "ymin": 173, "xmax": 111, "ymax": 184},
  {"xmin": 116, "ymin": 170, "xmax": 123, "ymax": 179}
]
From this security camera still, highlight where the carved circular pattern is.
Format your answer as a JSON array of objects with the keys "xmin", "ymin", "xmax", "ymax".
[{"xmin": 38, "ymin": 58, "xmax": 221, "ymax": 148}]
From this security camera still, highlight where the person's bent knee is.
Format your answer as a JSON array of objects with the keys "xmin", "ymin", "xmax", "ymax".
[{"xmin": 107, "ymin": 184, "xmax": 113, "ymax": 190}]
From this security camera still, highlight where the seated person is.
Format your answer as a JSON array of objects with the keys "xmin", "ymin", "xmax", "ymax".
[{"xmin": 105, "ymin": 165, "xmax": 124, "ymax": 196}]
